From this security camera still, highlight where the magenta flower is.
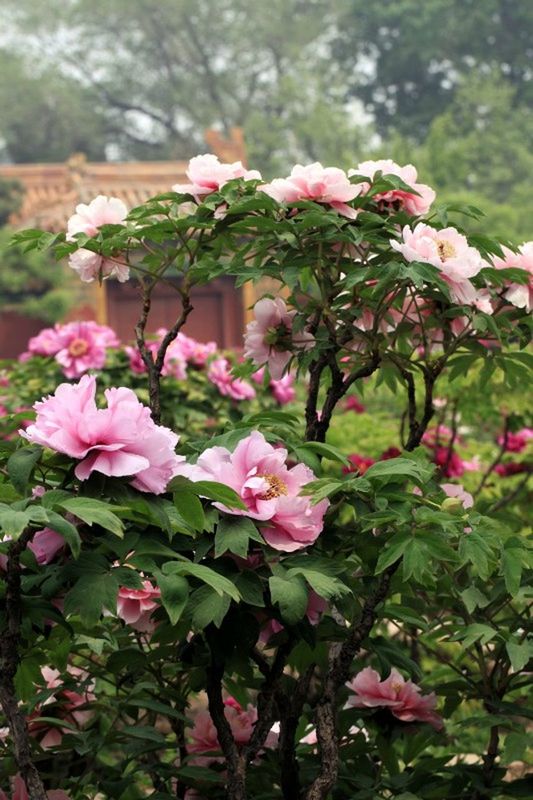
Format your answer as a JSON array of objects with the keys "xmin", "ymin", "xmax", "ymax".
[
  {"xmin": 207, "ymin": 357, "xmax": 256, "ymax": 401},
  {"xmin": 270, "ymin": 373, "xmax": 296, "ymax": 405},
  {"xmin": 343, "ymin": 454, "xmax": 375, "ymax": 476},
  {"xmin": 391, "ymin": 223, "xmax": 484, "ymax": 305},
  {"xmin": 53, "ymin": 321, "xmax": 119, "ymax": 379},
  {"xmin": 497, "ymin": 428, "xmax": 533, "ymax": 453},
  {"xmin": 261, "ymin": 162, "xmax": 361, "ymax": 219},
  {"xmin": 172, "ymin": 154, "xmax": 261, "ymax": 200},
  {"xmin": 349, "ymin": 159, "xmax": 435, "ymax": 216},
  {"xmin": 25, "ymin": 325, "xmax": 63, "ymax": 357},
  {"xmin": 492, "ymin": 241, "xmax": 533, "ymax": 312},
  {"xmin": 244, "ymin": 298, "xmax": 314, "ymax": 380},
  {"xmin": 22, "ymin": 375, "xmax": 183, "ymax": 494},
  {"xmin": 181, "ymin": 431, "xmax": 328, "ymax": 552},
  {"xmin": 117, "ymin": 580, "xmax": 161, "ymax": 632},
  {"xmin": 67, "ymin": 195, "xmax": 129, "ymax": 283},
  {"xmin": 346, "ymin": 667, "xmax": 442, "ymax": 730}
]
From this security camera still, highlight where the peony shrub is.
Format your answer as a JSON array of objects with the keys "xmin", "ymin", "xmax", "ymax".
[{"xmin": 0, "ymin": 155, "xmax": 531, "ymax": 800}]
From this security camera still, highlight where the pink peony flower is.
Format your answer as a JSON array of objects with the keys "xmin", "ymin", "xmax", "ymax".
[
  {"xmin": 25, "ymin": 325, "xmax": 63, "ymax": 357},
  {"xmin": 391, "ymin": 223, "xmax": 484, "ymax": 305},
  {"xmin": 67, "ymin": 195, "xmax": 129, "ymax": 283},
  {"xmin": 187, "ymin": 697, "xmax": 276, "ymax": 765},
  {"xmin": 28, "ymin": 528, "xmax": 65, "ymax": 565},
  {"xmin": 349, "ymin": 159, "xmax": 435, "ymax": 215},
  {"xmin": 270, "ymin": 373, "xmax": 296, "ymax": 405},
  {"xmin": 117, "ymin": 580, "xmax": 161, "ymax": 632},
  {"xmin": 180, "ymin": 431, "xmax": 328, "ymax": 552},
  {"xmin": 28, "ymin": 666, "xmax": 95, "ymax": 749},
  {"xmin": 343, "ymin": 454, "xmax": 375, "ymax": 476},
  {"xmin": 172, "ymin": 154, "xmax": 261, "ymax": 200},
  {"xmin": 422, "ymin": 425, "xmax": 454, "ymax": 448},
  {"xmin": 207, "ymin": 357, "xmax": 256, "ymax": 401},
  {"xmin": 346, "ymin": 667, "xmax": 442, "ymax": 730},
  {"xmin": 441, "ymin": 482, "xmax": 474, "ymax": 510},
  {"xmin": 497, "ymin": 427, "xmax": 533, "ymax": 453},
  {"xmin": 53, "ymin": 321, "xmax": 119, "ymax": 379},
  {"xmin": 261, "ymin": 162, "xmax": 361, "ymax": 219},
  {"xmin": 492, "ymin": 241, "xmax": 533, "ymax": 312},
  {"xmin": 244, "ymin": 298, "xmax": 314, "ymax": 380},
  {"xmin": 22, "ymin": 375, "xmax": 183, "ymax": 494},
  {"xmin": 172, "ymin": 332, "xmax": 217, "ymax": 367},
  {"xmin": 125, "ymin": 330, "xmax": 188, "ymax": 380}
]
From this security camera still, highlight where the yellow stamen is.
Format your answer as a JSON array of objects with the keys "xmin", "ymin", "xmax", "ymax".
[{"xmin": 260, "ymin": 474, "xmax": 288, "ymax": 500}]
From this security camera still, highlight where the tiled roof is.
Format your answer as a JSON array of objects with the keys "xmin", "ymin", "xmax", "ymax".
[{"xmin": 0, "ymin": 127, "xmax": 247, "ymax": 231}]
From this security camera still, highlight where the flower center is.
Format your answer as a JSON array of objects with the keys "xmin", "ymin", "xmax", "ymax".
[
  {"xmin": 68, "ymin": 338, "xmax": 89, "ymax": 357},
  {"xmin": 259, "ymin": 474, "xmax": 288, "ymax": 500},
  {"xmin": 436, "ymin": 240, "xmax": 456, "ymax": 261},
  {"xmin": 391, "ymin": 682, "xmax": 403, "ymax": 695}
]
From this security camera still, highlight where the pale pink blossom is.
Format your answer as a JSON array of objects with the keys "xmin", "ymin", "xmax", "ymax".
[
  {"xmin": 67, "ymin": 195, "xmax": 129, "ymax": 283},
  {"xmin": 22, "ymin": 375, "xmax": 183, "ymax": 494},
  {"xmin": 349, "ymin": 159, "xmax": 435, "ymax": 216},
  {"xmin": 270, "ymin": 373, "xmax": 296, "ymax": 405},
  {"xmin": 125, "ymin": 329, "xmax": 189, "ymax": 380},
  {"xmin": 68, "ymin": 248, "xmax": 130, "ymax": 284},
  {"xmin": 188, "ymin": 698, "xmax": 276, "ymax": 765},
  {"xmin": 172, "ymin": 332, "xmax": 217, "ymax": 367},
  {"xmin": 180, "ymin": 431, "xmax": 328, "ymax": 552},
  {"xmin": 391, "ymin": 223, "xmax": 484, "ymax": 305},
  {"xmin": 244, "ymin": 298, "xmax": 314, "ymax": 380},
  {"xmin": 346, "ymin": 667, "xmax": 442, "ymax": 730},
  {"xmin": 207, "ymin": 357, "xmax": 256, "ymax": 401},
  {"xmin": 172, "ymin": 154, "xmax": 261, "ymax": 200},
  {"xmin": 117, "ymin": 580, "xmax": 161, "ymax": 632},
  {"xmin": 261, "ymin": 162, "xmax": 361, "ymax": 219},
  {"xmin": 52, "ymin": 321, "xmax": 119, "ymax": 379},
  {"xmin": 492, "ymin": 241, "xmax": 533, "ymax": 312},
  {"xmin": 440, "ymin": 483, "xmax": 474, "ymax": 510}
]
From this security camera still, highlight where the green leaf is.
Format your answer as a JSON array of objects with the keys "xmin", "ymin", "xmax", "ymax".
[
  {"xmin": 155, "ymin": 572, "xmax": 189, "ymax": 625},
  {"xmin": 0, "ymin": 505, "xmax": 31, "ymax": 538},
  {"xmin": 234, "ymin": 571, "xmax": 265, "ymax": 607},
  {"xmin": 503, "ymin": 731, "xmax": 527, "ymax": 764},
  {"xmin": 173, "ymin": 491, "xmax": 205, "ymax": 532},
  {"xmin": 45, "ymin": 511, "xmax": 81, "ymax": 558},
  {"xmin": 269, "ymin": 574, "xmax": 308, "ymax": 624},
  {"xmin": 451, "ymin": 624, "xmax": 498, "ymax": 649},
  {"xmin": 460, "ymin": 586, "xmax": 490, "ymax": 614},
  {"xmin": 168, "ymin": 476, "xmax": 246, "ymax": 510},
  {"xmin": 364, "ymin": 457, "xmax": 434, "ymax": 486},
  {"xmin": 506, "ymin": 638, "xmax": 533, "ymax": 672},
  {"xmin": 375, "ymin": 531, "xmax": 411, "ymax": 574},
  {"xmin": 501, "ymin": 543, "xmax": 524, "ymax": 596},
  {"xmin": 64, "ymin": 572, "xmax": 119, "ymax": 625},
  {"xmin": 286, "ymin": 567, "xmax": 350, "ymax": 600},
  {"xmin": 163, "ymin": 561, "xmax": 241, "ymax": 601},
  {"xmin": 294, "ymin": 442, "xmax": 349, "ymax": 466},
  {"xmin": 59, "ymin": 497, "xmax": 124, "ymax": 538},
  {"xmin": 7, "ymin": 445, "xmax": 43, "ymax": 494},
  {"xmin": 190, "ymin": 585, "xmax": 231, "ymax": 629},
  {"xmin": 214, "ymin": 515, "xmax": 263, "ymax": 558}
]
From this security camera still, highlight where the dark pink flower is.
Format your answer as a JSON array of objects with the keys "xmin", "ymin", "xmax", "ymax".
[
  {"xmin": 345, "ymin": 396, "xmax": 366, "ymax": 414},
  {"xmin": 270, "ymin": 374, "xmax": 296, "ymax": 405},
  {"xmin": 497, "ymin": 428, "xmax": 533, "ymax": 453},
  {"xmin": 180, "ymin": 431, "xmax": 328, "ymax": 552},
  {"xmin": 261, "ymin": 162, "xmax": 361, "ymax": 219},
  {"xmin": 28, "ymin": 528, "xmax": 65, "ymax": 565},
  {"xmin": 22, "ymin": 375, "xmax": 183, "ymax": 494},
  {"xmin": 433, "ymin": 447, "xmax": 465, "ymax": 478},
  {"xmin": 495, "ymin": 461, "xmax": 530, "ymax": 477},
  {"xmin": 380, "ymin": 447, "xmax": 402, "ymax": 461},
  {"xmin": 343, "ymin": 454, "xmax": 375, "ymax": 476},
  {"xmin": 346, "ymin": 667, "xmax": 442, "ymax": 730}
]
